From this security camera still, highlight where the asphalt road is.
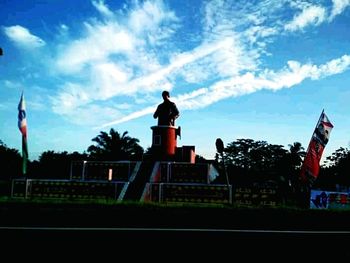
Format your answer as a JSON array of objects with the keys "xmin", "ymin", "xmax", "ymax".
[{"xmin": 2, "ymin": 201, "xmax": 350, "ymax": 247}]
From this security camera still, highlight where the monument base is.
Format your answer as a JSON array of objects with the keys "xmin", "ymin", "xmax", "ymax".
[{"xmin": 151, "ymin": 125, "xmax": 179, "ymax": 161}]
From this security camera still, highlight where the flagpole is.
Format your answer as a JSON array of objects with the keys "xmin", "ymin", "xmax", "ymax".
[
  {"xmin": 18, "ymin": 91, "xmax": 28, "ymax": 178},
  {"xmin": 22, "ymin": 135, "xmax": 27, "ymax": 177}
]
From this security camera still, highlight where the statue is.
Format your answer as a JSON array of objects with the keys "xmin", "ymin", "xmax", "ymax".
[{"xmin": 153, "ymin": 91, "xmax": 180, "ymax": 126}]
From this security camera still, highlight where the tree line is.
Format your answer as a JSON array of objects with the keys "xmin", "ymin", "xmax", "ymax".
[
  {"xmin": 1, "ymin": 128, "xmax": 349, "ymax": 190},
  {"xmin": 0, "ymin": 129, "xmax": 143, "ymax": 180},
  {"xmin": 213, "ymin": 139, "xmax": 350, "ymax": 190}
]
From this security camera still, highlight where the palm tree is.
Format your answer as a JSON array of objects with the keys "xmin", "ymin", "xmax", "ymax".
[
  {"xmin": 288, "ymin": 142, "xmax": 306, "ymax": 169},
  {"xmin": 87, "ymin": 129, "xmax": 144, "ymax": 161},
  {"xmin": 286, "ymin": 142, "xmax": 306, "ymax": 194}
]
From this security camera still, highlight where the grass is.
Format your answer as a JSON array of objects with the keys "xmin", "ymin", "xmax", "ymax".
[
  {"xmin": 0, "ymin": 195, "xmax": 310, "ymax": 211},
  {"xmin": 2, "ymin": 195, "xmax": 350, "ymax": 231},
  {"xmin": 2, "ymin": 193, "xmax": 350, "ymax": 216},
  {"xmin": 0, "ymin": 195, "xmax": 232, "ymax": 210}
]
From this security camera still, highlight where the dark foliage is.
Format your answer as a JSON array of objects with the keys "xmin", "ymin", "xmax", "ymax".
[
  {"xmin": 1, "ymin": 130, "xmax": 349, "ymax": 196},
  {"xmin": 223, "ymin": 139, "xmax": 289, "ymax": 183},
  {"xmin": 27, "ymin": 151, "xmax": 88, "ymax": 179},
  {"xmin": 87, "ymin": 129, "xmax": 144, "ymax": 161},
  {"xmin": 213, "ymin": 139, "xmax": 307, "ymax": 192},
  {"xmin": 0, "ymin": 140, "xmax": 21, "ymax": 180},
  {"xmin": 316, "ymin": 147, "xmax": 350, "ymax": 189}
]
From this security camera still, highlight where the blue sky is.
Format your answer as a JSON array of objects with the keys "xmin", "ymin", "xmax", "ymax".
[{"xmin": 1, "ymin": 0, "xmax": 350, "ymax": 161}]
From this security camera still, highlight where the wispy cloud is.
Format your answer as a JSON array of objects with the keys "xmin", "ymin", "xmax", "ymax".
[
  {"xmin": 92, "ymin": 0, "xmax": 114, "ymax": 18},
  {"xmin": 284, "ymin": 0, "xmax": 350, "ymax": 31},
  {"xmin": 98, "ymin": 105, "xmax": 155, "ymax": 128},
  {"xmin": 329, "ymin": 0, "xmax": 350, "ymax": 21},
  {"xmin": 56, "ymin": 22, "xmax": 135, "ymax": 73},
  {"xmin": 51, "ymin": 83, "xmax": 91, "ymax": 114},
  {"xmin": 128, "ymin": 0, "xmax": 178, "ymax": 43},
  {"xmin": 54, "ymin": 0, "xmax": 275, "ymax": 124},
  {"xmin": 28, "ymin": 0, "xmax": 350, "ymax": 128},
  {"xmin": 186, "ymin": 55, "xmax": 350, "ymax": 108},
  {"xmin": 285, "ymin": 5, "xmax": 326, "ymax": 32},
  {"xmin": 54, "ymin": 35, "xmax": 238, "ymax": 116},
  {"xmin": 104, "ymin": 54, "xmax": 350, "ymax": 126},
  {"xmin": 3, "ymin": 80, "xmax": 22, "ymax": 89},
  {"xmin": 64, "ymin": 104, "xmax": 124, "ymax": 126},
  {"xmin": 178, "ymin": 55, "xmax": 350, "ymax": 110},
  {"xmin": 3, "ymin": 25, "xmax": 45, "ymax": 48},
  {"xmin": 53, "ymin": 0, "xmax": 179, "ymax": 109}
]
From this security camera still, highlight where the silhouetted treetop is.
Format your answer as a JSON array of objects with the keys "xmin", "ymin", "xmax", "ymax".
[{"xmin": 87, "ymin": 129, "xmax": 144, "ymax": 161}]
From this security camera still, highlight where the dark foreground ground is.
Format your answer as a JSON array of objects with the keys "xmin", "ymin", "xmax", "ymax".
[
  {"xmin": 1, "ymin": 200, "xmax": 350, "ymax": 252},
  {"xmin": 1, "ymin": 200, "xmax": 350, "ymax": 230}
]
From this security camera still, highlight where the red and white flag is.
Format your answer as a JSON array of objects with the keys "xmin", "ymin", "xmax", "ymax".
[
  {"xmin": 300, "ymin": 111, "xmax": 333, "ymax": 185},
  {"xmin": 313, "ymin": 111, "xmax": 334, "ymax": 146}
]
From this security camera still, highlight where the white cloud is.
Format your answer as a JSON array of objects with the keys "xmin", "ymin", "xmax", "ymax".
[
  {"xmin": 56, "ymin": 22, "xmax": 135, "ymax": 73},
  {"xmin": 176, "ymin": 36, "xmax": 256, "ymax": 83},
  {"xmin": 128, "ymin": 0, "xmax": 178, "ymax": 38},
  {"xmin": 177, "ymin": 55, "xmax": 350, "ymax": 110},
  {"xmin": 53, "ymin": 0, "xmax": 182, "ymax": 118},
  {"xmin": 244, "ymin": 26, "xmax": 278, "ymax": 45},
  {"xmin": 97, "ymin": 105, "xmax": 155, "ymax": 128},
  {"xmin": 201, "ymin": 0, "xmax": 282, "ymax": 70},
  {"xmin": 92, "ymin": 0, "xmax": 114, "ymax": 18},
  {"xmin": 90, "ymin": 62, "xmax": 130, "ymax": 99},
  {"xmin": 56, "ymin": 0, "xmax": 178, "ymax": 74},
  {"xmin": 60, "ymin": 24, "xmax": 68, "ymax": 31},
  {"xmin": 58, "ymin": 24, "xmax": 69, "ymax": 36},
  {"xmin": 51, "ymin": 83, "xmax": 91, "ymax": 114},
  {"xmin": 3, "ymin": 80, "xmax": 21, "ymax": 89},
  {"xmin": 54, "ymin": 33, "xmax": 245, "ymax": 115},
  {"xmin": 102, "ymin": 55, "xmax": 350, "ymax": 126},
  {"xmin": 115, "ymin": 103, "xmax": 132, "ymax": 110},
  {"xmin": 329, "ymin": 0, "xmax": 350, "ymax": 21},
  {"xmin": 51, "ymin": 1, "xmax": 285, "ymax": 126},
  {"xmin": 286, "ymin": 0, "xmax": 350, "ymax": 25},
  {"xmin": 203, "ymin": 0, "xmax": 284, "ymax": 36},
  {"xmin": 50, "ymin": 0, "xmax": 350, "ymax": 128},
  {"xmin": 3, "ymin": 25, "xmax": 46, "ymax": 48},
  {"xmin": 285, "ymin": 5, "xmax": 326, "ymax": 31},
  {"xmin": 65, "ymin": 104, "xmax": 123, "ymax": 126},
  {"xmin": 317, "ymin": 55, "xmax": 350, "ymax": 76}
]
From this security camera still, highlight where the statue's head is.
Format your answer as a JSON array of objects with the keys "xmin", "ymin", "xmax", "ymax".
[{"xmin": 162, "ymin": 90, "xmax": 170, "ymax": 100}]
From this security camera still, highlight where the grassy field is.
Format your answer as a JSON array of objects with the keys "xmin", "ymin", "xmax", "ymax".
[{"xmin": 1, "ymin": 196, "xmax": 350, "ymax": 231}]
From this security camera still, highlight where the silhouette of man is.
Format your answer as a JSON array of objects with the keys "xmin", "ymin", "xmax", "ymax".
[{"xmin": 153, "ymin": 91, "xmax": 179, "ymax": 126}]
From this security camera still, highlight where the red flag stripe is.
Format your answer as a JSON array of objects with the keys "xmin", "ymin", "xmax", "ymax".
[{"xmin": 321, "ymin": 121, "xmax": 334, "ymax": 128}]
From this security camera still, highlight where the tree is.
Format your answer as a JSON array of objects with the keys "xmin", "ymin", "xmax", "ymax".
[
  {"xmin": 87, "ymin": 129, "xmax": 144, "ymax": 161},
  {"xmin": 0, "ymin": 140, "xmax": 22, "ymax": 180},
  {"xmin": 285, "ymin": 142, "xmax": 306, "ymax": 187},
  {"xmin": 318, "ymin": 147, "xmax": 350, "ymax": 188},
  {"xmin": 288, "ymin": 142, "xmax": 306, "ymax": 169},
  {"xmin": 223, "ymin": 139, "xmax": 289, "ymax": 183},
  {"xmin": 33, "ymin": 150, "xmax": 89, "ymax": 179}
]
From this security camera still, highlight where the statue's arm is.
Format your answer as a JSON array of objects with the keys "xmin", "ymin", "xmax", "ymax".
[
  {"xmin": 172, "ymin": 103, "xmax": 180, "ymax": 119},
  {"xmin": 153, "ymin": 106, "xmax": 159, "ymax": 119}
]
